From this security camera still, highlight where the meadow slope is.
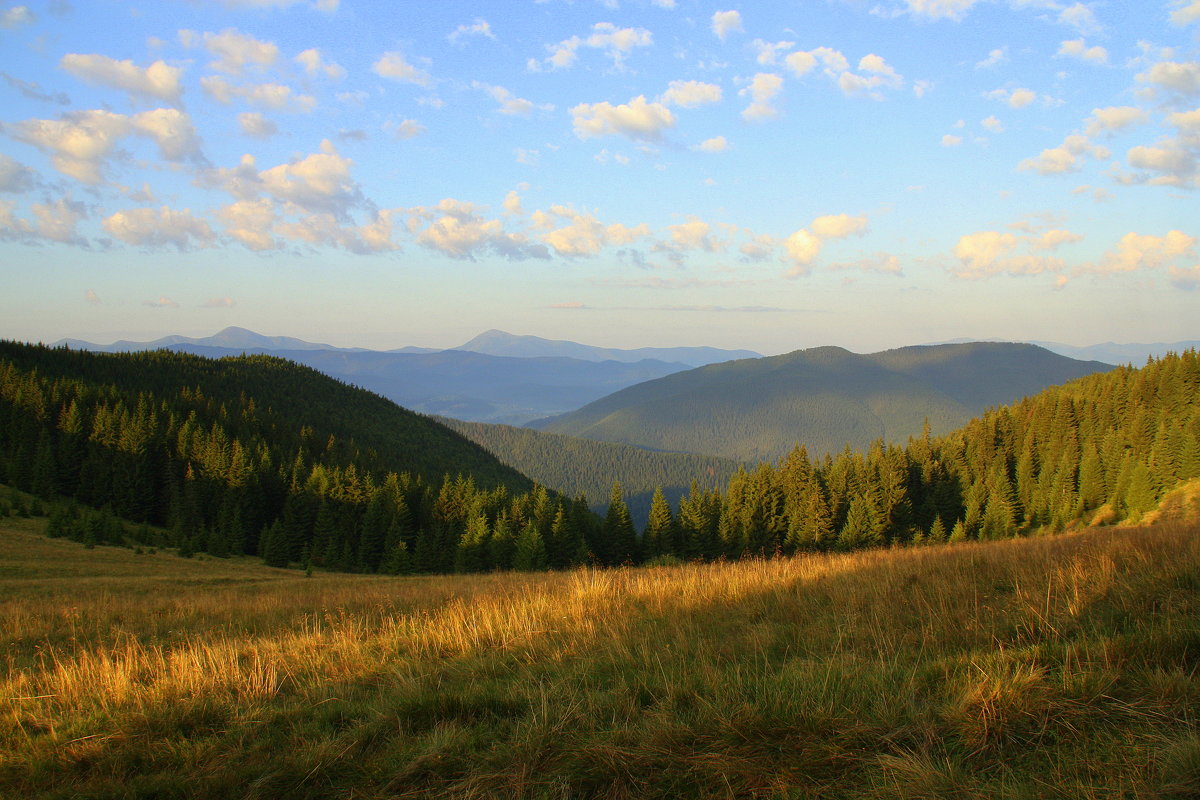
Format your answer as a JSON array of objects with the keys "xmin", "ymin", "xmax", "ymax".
[{"xmin": 2, "ymin": 510, "xmax": 1198, "ymax": 799}]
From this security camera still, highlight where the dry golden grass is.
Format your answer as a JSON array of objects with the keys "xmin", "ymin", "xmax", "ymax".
[{"xmin": 2, "ymin": 513, "xmax": 1198, "ymax": 798}]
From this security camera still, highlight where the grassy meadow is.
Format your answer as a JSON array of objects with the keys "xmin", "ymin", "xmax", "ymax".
[{"xmin": 2, "ymin": 500, "xmax": 1199, "ymax": 798}]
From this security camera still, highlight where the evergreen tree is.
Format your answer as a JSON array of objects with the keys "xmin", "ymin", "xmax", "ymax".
[
  {"xmin": 603, "ymin": 482, "xmax": 639, "ymax": 565},
  {"xmin": 642, "ymin": 487, "xmax": 676, "ymax": 559},
  {"xmin": 513, "ymin": 522, "xmax": 548, "ymax": 571}
]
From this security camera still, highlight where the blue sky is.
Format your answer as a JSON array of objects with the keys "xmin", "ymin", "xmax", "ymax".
[{"xmin": 1, "ymin": 0, "xmax": 1197, "ymax": 354}]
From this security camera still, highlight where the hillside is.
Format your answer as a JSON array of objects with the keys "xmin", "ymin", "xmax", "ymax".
[
  {"xmin": 436, "ymin": 416, "xmax": 741, "ymax": 524},
  {"xmin": 0, "ymin": 342, "xmax": 618, "ymax": 574},
  {"xmin": 532, "ymin": 342, "xmax": 1113, "ymax": 462},
  {"xmin": 3, "ymin": 512, "xmax": 1197, "ymax": 798}
]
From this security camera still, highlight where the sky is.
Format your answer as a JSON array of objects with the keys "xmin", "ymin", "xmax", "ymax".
[{"xmin": 0, "ymin": 0, "xmax": 1198, "ymax": 355}]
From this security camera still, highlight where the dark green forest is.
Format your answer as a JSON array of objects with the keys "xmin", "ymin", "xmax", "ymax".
[{"xmin": 1, "ymin": 340, "xmax": 1197, "ymax": 574}]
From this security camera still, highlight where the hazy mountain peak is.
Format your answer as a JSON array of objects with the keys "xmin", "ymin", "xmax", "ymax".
[{"xmin": 454, "ymin": 329, "xmax": 762, "ymax": 367}]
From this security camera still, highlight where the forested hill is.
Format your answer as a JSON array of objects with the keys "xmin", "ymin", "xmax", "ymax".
[
  {"xmin": 532, "ymin": 342, "xmax": 1113, "ymax": 462},
  {"xmin": 436, "ymin": 416, "xmax": 742, "ymax": 525},
  {"xmin": 0, "ymin": 341, "xmax": 530, "ymax": 492}
]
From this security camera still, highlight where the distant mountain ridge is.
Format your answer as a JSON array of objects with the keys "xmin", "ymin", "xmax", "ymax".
[
  {"xmin": 531, "ymin": 342, "xmax": 1115, "ymax": 463},
  {"xmin": 924, "ymin": 337, "xmax": 1199, "ymax": 366},
  {"xmin": 454, "ymin": 329, "xmax": 761, "ymax": 366}
]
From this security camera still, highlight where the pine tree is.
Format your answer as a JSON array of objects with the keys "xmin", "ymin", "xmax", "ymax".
[
  {"xmin": 603, "ymin": 482, "xmax": 638, "ymax": 565},
  {"xmin": 513, "ymin": 522, "xmax": 548, "ymax": 571},
  {"xmin": 642, "ymin": 487, "xmax": 676, "ymax": 559}
]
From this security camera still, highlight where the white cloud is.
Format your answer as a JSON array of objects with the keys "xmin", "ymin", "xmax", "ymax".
[
  {"xmin": 988, "ymin": 87, "xmax": 1038, "ymax": 108},
  {"xmin": 1083, "ymin": 106, "xmax": 1148, "ymax": 136},
  {"xmin": 783, "ymin": 229, "xmax": 822, "ymax": 276},
  {"xmin": 1057, "ymin": 39, "xmax": 1107, "ymax": 65},
  {"xmin": 1033, "ymin": 229, "xmax": 1083, "ymax": 250},
  {"xmin": 0, "ymin": 197, "xmax": 87, "ymax": 245},
  {"xmin": 410, "ymin": 198, "xmax": 550, "ymax": 260},
  {"xmin": 448, "ymin": 18, "xmax": 495, "ymax": 44},
  {"xmin": 1124, "ymin": 143, "xmax": 1197, "ymax": 186},
  {"xmin": 740, "ymin": 72, "xmax": 783, "ymax": 121},
  {"xmin": 827, "ymin": 252, "xmax": 902, "ymax": 274},
  {"xmin": 1172, "ymin": 1, "xmax": 1200, "ymax": 26},
  {"xmin": 143, "ymin": 296, "xmax": 179, "ymax": 308},
  {"xmin": 503, "ymin": 190, "xmax": 522, "ymax": 215},
  {"xmin": 533, "ymin": 205, "xmax": 650, "ymax": 256},
  {"xmin": 218, "ymin": 198, "xmax": 277, "ymax": 251},
  {"xmin": 658, "ymin": 80, "xmax": 722, "ymax": 108},
  {"xmin": 952, "ymin": 230, "xmax": 1064, "ymax": 278},
  {"xmin": 1058, "ymin": 3, "xmax": 1100, "ymax": 35},
  {"xmin": 752, "ymin": 40, "xmax": 794, "ymax": 66},
  {"xmin": 981, "ymin": 115, "xmax": 1004, "ymax": 133},
  {"xmin": 195, "ymin": 29, "xmax": 279, "ymax": 75},
  {"xmin": 9, "ymin": 108, "xmax": 202, "ymax": 183},
  {"xmin": 372, "ymin": 51, "xmax": 432, "ymax": 86},
  {"xmin": 59, "ymin": 54, "xmax": 183, "ymax": 102},
  {"xmin": 784, "ymin": 48, "xmax": 902, "ymax": 98},
  {"xmin": 1081, "ymin": 230, "xmax": 1195, "ymax": 274},
  {"xmin": 1, "ymin": 6, "xmax": 34, "ymax": 28},
  {"xmin": 1137, "ymin": 61, "xmax": 1200, "ymax": 98},
  {"xmin": 474, "ymin": 82, "xmax": 546, "ymax": 115},
  {"xmin": 203, "ymin": 296, "xmax": 236, "ymax": 308},
  {"xmin": 295, "ymin": 48, "xmax": 346, "ymax": 80},
  {"xmin": 102, "ymin": 206, "xmax": 216, "ymax": 249},
  {"xmin": 238, "ymin": 112, "xmax": 277, "ymax": 138},
  {"xmin": 694, "ymin": 135, "xmax": 728, "ymax": 153},
  {"xmin": 392, "ymin": 118, "xmax": 425, "ymax": 139},
  {"xmin": 942, "ymin": 134, "xmax": 963, "ymax": 147},
  {"xmin": 200, "ymin": 139, "xmax": 359, "ymax": 217},
  {"xmin": 571, "ymin": 96, "xmax": 675, "ymax": 141},
  {"xmin": 905, "ymin": 0, "xmax": 980, "ymax": 21},
  {"xmin": 1169, "ymin": 264, "xmax": 1200, "ymax": 289},
  {"xmin": 1018, "ymin": 134, "xmax": 1109, "ymax": 174},
  {"xmin": 976, "ymin": 47, "xmax": 1007, "ymax": 69},
  {"xmin": 539, "ymin": 22, "xmax": 652, "ymax": 70},
  {"xmin": 85, "ymin": 289, "xmax": 101, "ymax": 305},
  {"xmin": 711, "ymin": 10, "xmax": 743, "ymax": 41},
  {"xmin": 215, "ymin": 0, "xmax": 338, "ymax": 10},
  {"xmin": 665, "ymin": 217, "xmax": 724, "ymax": 252},
  {"xmin": 811, "ymin": 213, "xmax": 868, "ymax": 239},
  {"xmin": 201, "ymin": 76, "xmax": 317, "ymax": 112}
]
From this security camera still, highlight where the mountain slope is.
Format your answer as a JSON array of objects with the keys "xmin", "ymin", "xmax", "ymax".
[
  {"xmin": 531, "ymin": 342, "xmax": 1114, "ymax": 462},
  {"xmin": 455, "ymin": 329, "xmax": 761, "ymax": 366}
]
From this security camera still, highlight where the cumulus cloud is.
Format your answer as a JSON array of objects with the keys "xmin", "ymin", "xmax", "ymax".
[
  {"xmin": 664, "ymin": 217, "xmax": 724, "ymax": 252},
  {"xmin": 981, "ymin": 115, "xmax": 1004, "ymax": 133},
  {"xmin": 1083, "ymin": 106, "xmax": 1148, "ymax": 136},
  {"xmin": 988, "ymin": 87, "xmax": 1039, "ymax": 108},
  {"xmin": 295, "ymin": 48, "xmax": 346, "ymax": 80},
  {"xmin": 1033, "ymin": 229, "xmax": 1084, "ymax": 250},
  {"xmin": 0, "ymin": 155, "xmax": 36, "ymax": 193},
  {"xmin": 1080, "ymin": 230, "xmax": 1195, "ymax": 275},
  {"xmin": 0, "ymin": 197, "xmax": 87, "ymax": 245},
  {"xmin": 694, "ymin": 135, "xmax": 728, "ymax": 153},
  {"xmin": 537, "ymin": 22, "xmax": 652, "ymax": 71},
  {"xmin": 811, "ymin": 213, "xmax": 868, "ymax": 239},
  {"xmin": 203, "ymin": 296, "xmax": 237, "ymax": 308},
  {"xmin": 372, "ymin": 51, "xmax": 432, "ymax": 86},
  {"xmin": 473, "ymin": 82, "xmax": 547, "ymax": 115},
  {"xmin": 1057, "ymin": 39, "xmax": 1107, "ymax": 65},
  {"xmin": 199, "ymin": 139, "xmax": 360, "ymax": 218},
  {"xmin": 711, "ymin": 10, "xmax": 743, "ymax": 41},
  {"xmin": 238, "ymin": 112, "xmax": 278, "ymax": 138},
  {"xmin": 409, "ymin": 197, "xmax": 550, "ymax": 260},
  {"xmin": 941, "ymin": 134, "xmax": 963, "ymax": 147},
  {"xmin": 1172, "ymin": 0, "xmax": 1200, "ymax": 26},
  {"xmin": 1169, "ymin": 264, "xmax": 1200, "ymax": 289},
  {"xmin": 143, "ymin": 296, "xmax": 179, "ymax": 308},
  {"xmin": 449, "ymin": 18, "xmax": 495, "ymax": 44},
  {"xmin": 1058, "ymin": 3, "xmax": 1100, "ymax": 35},
  {"xmin": 9, "ymin": 108, "xmax": 203, "ymax": 183},
  {"xmin": 218, "ymin": 198, "xmax": 276, "ymax": 251},
  {"xmin": 1121, "ymin": 143, "xmax": 1197, "ymax": 187},
  {"xmin": 191, "ymin": 28, "xmax": 279, "ymax": 75},
  {"xmin": 785, "ymin": 48, "xmax": 902, "ymax": 98},
  {"xmin": 571, "ymin": 96, "xmax": 675, "ymax": 141},
  {"xmin": 752, "ymin": 40, "xmax": 794, "ymax": 66},
  {"xmin": 102, "ymin": 206, "xmax": 216, "ymax": 249},
  {"xmin": 1137, "ymin": 61, "xmax": 1200, "ymax": 98},
  {"xmin": 740, "ymin": 73, "xmax": 783, "ymax": 121},
  {"xmin": 783, "ymin": 229, "xmax": 822, "ymax": 276},
  {"xmin": 905, "ymin": 0, "xmax": 980, "ymax": 21},
  {"xmin": 976, "ymin": 47, "xmax": 1007, "ymax": 69},
  {"xmin": 201, "ymin": 76, "xmax": 317, "ymax": 112},
  {"xmin": 391, "ymin": 119, "xmax": 425, "ymax": 139},
  {"xmin": 827, "ymin": 252, "xmax": 902, "ymax": 274},
  {"xmin": 952, "ymin": 230, "xmax": 1065, "ymax": 279},
  {"xmin": 1018, "ymin": 134, "xmax": 1109, "ymax": 174},
  {"xmin": 658, "ymin": 80, "xmax": 722, "ymax": 108},
  {"xmin": 1, "ymin": 6, "xmax": 34, "ymax": 28},
  {"xmin": 532, "ymin": 204, "xmax": 650, "ymax": 257},
  {"xmin": 59, "ymin": 54, "xmax": 183, "ymax": 103}
]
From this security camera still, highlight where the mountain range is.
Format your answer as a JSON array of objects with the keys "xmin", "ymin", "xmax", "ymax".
[
  {"xmin": 530, "ymin": 342, "xmax": 1114, "ymax": 462},
  {"xmin": 53, "ymin": 327, "xmax": 757, "ymax": 425}
]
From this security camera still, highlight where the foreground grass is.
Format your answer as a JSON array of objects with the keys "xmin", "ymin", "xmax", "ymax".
[{"xmin": 1, "ymin": 516, "xmax": 1198, "ymax": 798}]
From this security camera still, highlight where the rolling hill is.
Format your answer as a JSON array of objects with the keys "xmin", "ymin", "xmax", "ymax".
[{"xmin": 530, "ymin": 342, "xmax": 1114, "ymax": 462}]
